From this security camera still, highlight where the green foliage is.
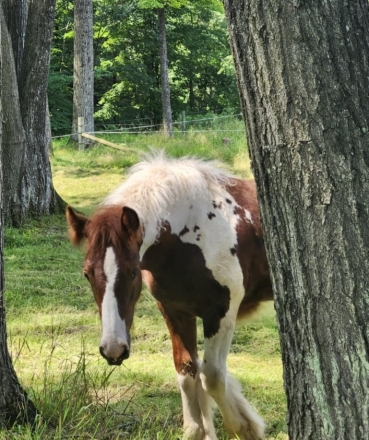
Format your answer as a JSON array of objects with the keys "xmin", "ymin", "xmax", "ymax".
[
  {"xmin": 48, "ymin": 71, "xmax": 73, "ymax": 134},
  {"xmin": 138, "ymin": 0, "xmax": 187, "ymax": 8},
  {"xmin": 138, "ymin": 0, "xmax": 224, "ymax": 11},
  {"xmin": 48, "ymin": 1, "xmax": 74, "ymax": 134},
  {"xmin": 50, "ymin": 0, "xmax": 239, "ymax": 134}
]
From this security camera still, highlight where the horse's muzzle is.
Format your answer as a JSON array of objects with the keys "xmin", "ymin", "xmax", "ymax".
[{"xmin": 99, "ymin": 345, "xmax": 130, "ymax": 366}]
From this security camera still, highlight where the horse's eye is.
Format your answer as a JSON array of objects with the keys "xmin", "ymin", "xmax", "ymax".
[{"xmin": 131, "ymin": 270, "xmax": 137, "ymax": 280}]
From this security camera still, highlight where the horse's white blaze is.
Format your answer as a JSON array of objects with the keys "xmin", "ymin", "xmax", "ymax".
[{"xmin": 100, "ymin": 247, "xmax": 129, "ymax": 359}]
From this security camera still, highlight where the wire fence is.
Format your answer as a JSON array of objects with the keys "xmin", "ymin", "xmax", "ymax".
[{"xmin": 51, "ymin": 113, "xmax": 245, "ymax": 140}]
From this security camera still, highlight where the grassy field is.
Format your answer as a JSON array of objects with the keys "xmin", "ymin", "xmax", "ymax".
[{"xmin": 3, "ymin": 119, "xmax": 287, "ymax": 439}]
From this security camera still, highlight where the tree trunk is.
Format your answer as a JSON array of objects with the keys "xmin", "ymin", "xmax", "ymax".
[
  {"xmin": 0, "ymin": 4, "xmax": 26, "ymax": 226},
  {"xmin": 1, "ymin": 0, "xmax": 64, "ymax": 225},
  {"xmin": 18, "ymin": 0, "xmax": 60, "ymax": 218},
  {"xmin": 2, "ymin": 0, "xmax": 27, "ymax": 83},
  {"xmin": 0, "ymin": 8, "xmax": 38, "ymax": 426},
  {"xmin": 72, "ymin": 0, "xmax": 94, "ymax": 148},
  {"xmin": 157, "ymin": 7, "xmax": 172, "ymax": 137},
  {"xmin": 223, "ymin": 1, "xmax": 369, "ymax": 439}
]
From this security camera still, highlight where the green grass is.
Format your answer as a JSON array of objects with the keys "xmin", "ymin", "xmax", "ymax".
[{"xmin": 2, "ymin": 122, "xmax": 287, "ymax": 439}]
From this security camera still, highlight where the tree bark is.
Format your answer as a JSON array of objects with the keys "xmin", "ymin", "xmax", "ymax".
[
  {"xmin": 158, "ymin": 7, "xmax": 173, "ymax": 137},
  {"xmin": 0, "ymin": 8, "xmax": 38, "ymax": 426},
  {"xmin": 2, "ymin": 0, "xmax": 27, "ymax": 83},
  {"xmin": 72, "ymin": 0, "xmax": 94, "ymax": 147},
  {"xmin": 1, "ymin": 0, "xmax": 64, "ymax": 225},
  {"xmin": 0, "ymin": 4, "xmax": 26, "ymax": 226},
  {"xmin": 223, "ymin": 1, "xmax": 369, "ymax": 439},
  {"xmin": 18, "ymin": 0, "xmax": 60, "ymax": 218}
]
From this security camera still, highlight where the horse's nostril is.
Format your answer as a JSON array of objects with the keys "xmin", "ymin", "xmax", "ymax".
[
  {"xmin": 99, "ymin": 345, "xmax": 130, "ymax": 365},
  {"xmin": 122, "ymin": 347, "xmax": 130, "ymax": 360},
  {"xmin": 99, "ymin": 346, "xmax": 106, "ymax": 359}
]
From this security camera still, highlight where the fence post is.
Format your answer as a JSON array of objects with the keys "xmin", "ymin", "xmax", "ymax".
[
  {"xmin": 78, "ymin": 116, "xmax": 85, "ymax": 151},
  {"xmin": 181, "ymin": 111, "xmax": 186, "ymax": 135}
]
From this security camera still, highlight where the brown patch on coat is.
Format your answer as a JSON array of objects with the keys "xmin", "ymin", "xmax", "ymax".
[
  {"xmin": 141, "ymin": 225, "xmax": 230, "ymax": 339},
  {"xmin": 226, "ymin": 179, "xmax": 273, "ymax": 318},
  {"xmin": 179, "ymin": 226, "xmax": 189, "ymax": 236},
  {"xmin": 212, "ymin": 200, "xmax": 223, "ymax": 209},
  {"xmin": 156, "ymin": 298, "xmax": 199, "ymax": 376}
]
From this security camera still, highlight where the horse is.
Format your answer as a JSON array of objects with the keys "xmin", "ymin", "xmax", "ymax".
[{"xmin": 66, "ymin": 151, "xmax": 273, "ymax": 440}]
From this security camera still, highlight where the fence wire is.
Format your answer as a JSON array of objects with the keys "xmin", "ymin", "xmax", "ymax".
[{"xmin": 51, "ymin": 113, "xmax": 244, "ymax": 140}]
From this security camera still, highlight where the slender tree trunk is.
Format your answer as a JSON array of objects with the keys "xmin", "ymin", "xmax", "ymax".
[
  {"xmin": 72, "ymin": 0, "xmax": 94, "ymax": 147},
  {"xmin": 189, "ymin": 77, "xmax": 194, "ymax": 110},
  {"xmin": 157, "ymin": 7, "xmax": 172, "ymax": 137},
  {"xmin": 46, "ymin": 98, "xmax": 52, "ymax": 154},
  {"xmin": 1, "ymin": 0, "xmax": 27, "ymax": 83},
  {"xmin": 0, "ymin": 8, "xmax": 38, "ymax": 426},
  {"xmin": 18, "ymin": 0, "xmax": 60, "ymax": 218},
  {"xmin": 223, "ymin": 1, "xmax": 369, "ymax": 439}
]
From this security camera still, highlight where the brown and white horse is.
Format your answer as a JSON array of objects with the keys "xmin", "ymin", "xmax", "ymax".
[{"xmin": 66, "ymin": 152, "xmax": 273, "ymax": 440}]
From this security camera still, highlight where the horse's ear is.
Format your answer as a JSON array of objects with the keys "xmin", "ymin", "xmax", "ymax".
[
  {"xmin": 121, "ymin": 206, "xmax": 140, "ymax": 236},
  {"xmin": 66, "ymin": 206, "xmax": 89, "ymax": 245}
]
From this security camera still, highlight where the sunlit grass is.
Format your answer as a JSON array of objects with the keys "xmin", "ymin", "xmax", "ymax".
[{"xmin": 2, "ymin": 124, "xmax": 286, "ymax": 439}]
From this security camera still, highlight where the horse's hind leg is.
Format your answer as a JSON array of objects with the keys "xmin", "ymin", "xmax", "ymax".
[
  {"xmin": 200, "ymin": 308, "xmax": 265, "ymax": 440},
  {"xmin": 157, "ymin": 301, "xmax": 217, "ymax": 440}
]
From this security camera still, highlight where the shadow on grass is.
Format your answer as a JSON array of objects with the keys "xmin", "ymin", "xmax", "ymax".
[{"xmin": 66, "ymin": 167, "xmax": 105, "ymax": 178}]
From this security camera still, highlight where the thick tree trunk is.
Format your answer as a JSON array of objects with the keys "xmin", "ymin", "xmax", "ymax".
[
  {"xmin": 223, "ymin": 1, "xmax": 369, "ymax": 439},
  {"xmin": 0, "ymin": 9, "xmax": 38, "ymax": 426},
  {"xmin": 1, "ymin": 0, "xmax": 64, "ymax": 225},
  {"xmin": 72, "ymin": 0, "xmax": 94, "ymax": 147},
  {"xmin": 18, "ymin": 0, "xmax": 60, "ymax": 218},
  {"xmin": 158, "ymin": 7, "xmax": 172, "ymax": 137},
  {"xmin": 0, "ymin": 5, "xmax": 26, "ymax": 226}
]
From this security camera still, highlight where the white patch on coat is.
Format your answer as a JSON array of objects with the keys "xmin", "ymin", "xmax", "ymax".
[
  {"xmin": 167, "ymin": 190, "xmax": 245, "ymax": 301},
  {"xmin": 100, "ymin": 247, "xmax": 129, "ymax": 359},
  {"xmin": 177, "ymin": 371, "xmax": 217, "ymax": 440},
  {"xmin": 199, "ymin": 309, "xmax": 265, "ymax": 439}
]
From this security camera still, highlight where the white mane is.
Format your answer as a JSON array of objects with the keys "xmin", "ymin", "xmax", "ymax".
[{"xmin": 102, "ymin": 150, "xmax": 235, "ymax": 238}]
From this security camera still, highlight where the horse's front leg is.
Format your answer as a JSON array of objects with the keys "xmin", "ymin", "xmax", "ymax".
[
  {"xmin": 157, "ymin": 301, "xmax": 217, "ymax": 440},
  {"xmin": 200, "ymin": 305, "xmax": 265, "ymax": 440}
]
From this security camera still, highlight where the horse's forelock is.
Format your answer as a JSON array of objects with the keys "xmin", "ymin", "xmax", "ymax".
[{"xmin": 85, "ymin": 206, "xmax": 127, "ymax": 258}]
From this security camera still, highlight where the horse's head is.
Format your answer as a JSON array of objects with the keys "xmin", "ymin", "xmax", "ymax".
[{"xmin": 66, "ymin": 205, "xmax": 143, "ymax": 366}]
